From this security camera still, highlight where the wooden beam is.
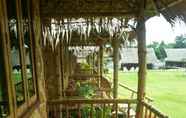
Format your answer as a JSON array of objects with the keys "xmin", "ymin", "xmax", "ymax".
[
  {"xmin": 136, "ymin": 0, "xmax": 147, "ymax": 118},
  {"xmin": 48, "ymin": 98, "xmax": 137, "ymax": 105},
  {"xmin": 40, "ymin": 11, "xmax": 137, "ymax": 19},
  {"xmin": 161, "ymin": 0, "xmax": 183, "ymax": 11}
]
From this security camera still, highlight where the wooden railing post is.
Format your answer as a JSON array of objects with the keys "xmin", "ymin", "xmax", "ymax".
[{"xmin": 136, "ymin": 0, "xmax": 147, "ymax": 118}]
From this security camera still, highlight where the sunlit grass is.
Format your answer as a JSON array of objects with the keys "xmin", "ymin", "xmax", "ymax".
[{"xmin": 106, "ymin": 70, "xmax": 186, "ymax": 118}]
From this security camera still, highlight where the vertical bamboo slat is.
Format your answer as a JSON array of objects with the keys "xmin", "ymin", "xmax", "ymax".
[
  {"xmin": 78, "ymin": 104, "xmax": 81, "ymax": 118},
  {"xmin": 145, "ymin": 107, "xmax": 148, "ymax": 118},
  {"xmin": 127, "ymin": 103, "xmax": 130, "ymax": 118},
  {"xmin": 149, "ymin": 110, "xmax": 152, "ymax": 118},
  {"xmin": 115, "ymin": 103, "xmax": 118, "ymax": 118},
  {"xmin": 103, "ymin": 104, "xmax": 106, "ymax": 118},
  {"xmin": 66, "ymin": 105, "xmax": 69, "ymax": 118},
  {"xmin": 90, "ymin": 104, "xmax": 93, "ymax": 118}
]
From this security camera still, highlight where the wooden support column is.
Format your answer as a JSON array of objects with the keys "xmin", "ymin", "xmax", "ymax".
[
  {"xmin": 113, "ymin": 39, "xmax": 119, "ymax": 98},
  {"xmin": 97, "ymin": 50, "xmax": 100, "ymax": 87},
  {"xmin": 136, "ymin": 0, "xmax": 146, "ymax": 118},
  {"xmin": 59, "ymin": 40, "xmax": 63, "ymax": 97},
  {"xmin": 100, "ymin": 46, "xmax": 103, "ymax": 84}
]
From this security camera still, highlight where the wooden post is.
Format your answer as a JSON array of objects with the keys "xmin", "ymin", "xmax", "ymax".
[
  {"xmin": 113, "ymin": 39, "xmax": 119, "ymax": 98},
  {"xmin": 100, "ymin": 46, "xmax": 103, "ymax": 86},
  {"xmin": 59, "ymin": 40, "xmax": 63, "ymax": 97},
  {"xmin": 97, "ymin": 50, "xmax": 100, "ymax": 87},
  {"xmin": 136, "ymin": 0, "xmax": 146, "ymax": 118}
]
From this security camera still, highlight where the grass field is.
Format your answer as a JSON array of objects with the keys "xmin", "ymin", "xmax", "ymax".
[{"xmin": 106, "ymin": 70, "xmax": 186, "ymax": 118}]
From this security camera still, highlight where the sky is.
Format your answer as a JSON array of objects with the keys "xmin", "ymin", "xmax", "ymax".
[{"xmin": 146, "ymin": 15, "xmax": 186, "ymax": 44}]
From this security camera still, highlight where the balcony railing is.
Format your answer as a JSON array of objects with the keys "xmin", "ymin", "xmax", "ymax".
[
  {"xmin": 47, "ymin": 99, "xmax": 169, "ymax": 118},
  {"xmin": 119, "ymin": 83, "xmax": 153, "ymax": 103},
  {"xmin": 142, "ymin": 101, "xmax": 168, "ymax": 118},
  {"xmin": 47, "ymin": 99, "xmax": 137, "ymax": 118}
]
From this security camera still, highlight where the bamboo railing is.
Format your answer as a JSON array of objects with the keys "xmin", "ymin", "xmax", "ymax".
[
  {"xmin": 47, "ymin": 99, "xmax": 137, "ymax": 118},
  {"xmin": 142, "ymin": 101, "xmax": 168, "ymax": 118},
  {"xmin": 119, "ymin": 83, "xmax": 153, "ymax": 103},
  {"xmin": 103, "ymin": 75, "xmax": 153, "ymax": 102},
  {"xmin": 47, "ymin": 99, "xmax": 168, "ymax": 118},
  {"xmin": 61, "ymin": 73, "xmax": 167, "ymax": 118}
]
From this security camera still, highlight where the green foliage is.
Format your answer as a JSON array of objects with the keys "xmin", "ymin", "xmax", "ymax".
[
  {"xmin": 148, "ymin": 41, "xmax": 167, "ymax": 61},
  {"xmin": 81, "ymin": 106, "xmax": 112, "ymax": 118},
  {"xmin": 174, "ymin": 35, "xmax": 186, "ymax": 48},
  {"xmin": 147, "ymin": 34, "xmax": 186, "ymax": 49},
  {"xmin": 80, "ymin": 63, "xmax": 91, "ymax": 70},
  {"xmin": 69, "ymin": 105, "xmax": 112, "ymax": 118},
  {"xmin": 76, "ymin": 83, "xmax": 95, "ymax": 98}
]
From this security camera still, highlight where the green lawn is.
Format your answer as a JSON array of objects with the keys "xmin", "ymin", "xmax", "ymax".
[{"xmin": 106, "ymin": 70, "xmax": 186, "ymax": 118}]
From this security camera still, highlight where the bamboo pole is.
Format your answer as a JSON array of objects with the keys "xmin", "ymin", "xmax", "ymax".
[
  {"xmin": 97, "ymin": 50, "xmax": 101, "ymax": 87},
  {"xmin": 136, "ymin": 0, "xmax": 147, "ymax": 118},
  {"xmin": 113, "ymin": 39, "xmax": 119, "ymax": 99},
  {"xmin": 59, "ymin": 39, "xmax": 63, "ymax": 97},
  {"xmin": 100, "ymin": 46, "xmax": 103, "ymax": 87}
]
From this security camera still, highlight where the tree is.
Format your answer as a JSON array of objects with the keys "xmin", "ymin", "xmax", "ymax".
[
  {"xmin": 159, "ymin": 41, "xmax": 167, "ymax": 59},
  {"xmin": 174, "ymin": 35, "xmax": 186, "ymax": 48},
  {"xmin": 147, "ymin": 41, "xmax": 167, "ymax": 61}
]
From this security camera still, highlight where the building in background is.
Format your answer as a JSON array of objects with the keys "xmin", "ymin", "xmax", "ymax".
[
  {"xmin": 165, "ymin": 49, "xmax": 186, "ymax": 68},
  {"xmin": 120, "ymin": 48, "xmax": 159, "ymax": 70}
]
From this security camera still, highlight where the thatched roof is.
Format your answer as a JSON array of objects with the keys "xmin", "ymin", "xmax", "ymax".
[
  {"xmin": 165, "ymin": 48, "xmax": 186, "ymax": 62},
  {"xmin": 40, "ymin": 0, "xmax": 186, "ymax": 21},
  {"xmin": 156, "ymin": 0, "xmax": 186, "ymax": 24},
  {"xmin": 40, "ymin": 0, "xmax": 186, "ymax": 46},
  {"xmin": 120, "ymin": 48, "xmax": 159, "ymax": 64}
]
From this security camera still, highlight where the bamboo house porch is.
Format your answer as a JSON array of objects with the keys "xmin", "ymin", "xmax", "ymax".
[{"xmin": 0, "ymin": 0, "xmax": 186, "ymax": 118}]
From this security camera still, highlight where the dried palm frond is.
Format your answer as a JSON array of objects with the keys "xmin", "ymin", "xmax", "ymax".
[{"xmin": 42, "ymin": 17, "xmax": 136, "ymax": 48}]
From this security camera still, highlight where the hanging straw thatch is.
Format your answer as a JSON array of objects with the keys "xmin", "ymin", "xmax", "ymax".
[
  {"xmin": 40, "ymin": 0, "xmax": 186, "ymax": 47},
  {"xmin": 42, "ymin": 17, "xmax": 136, "ymax": 48}
]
